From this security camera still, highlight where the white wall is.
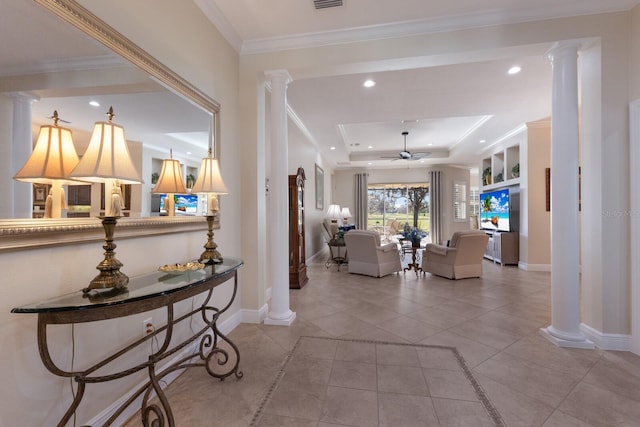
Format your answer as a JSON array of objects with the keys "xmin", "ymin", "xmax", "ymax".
[
  {"xmin": 287, "ymin": 118, "xmax": 333, "ymax": 260},
  {"xmin": 0, "ymin": 1, "xmax": 242, "ymax": 425}
]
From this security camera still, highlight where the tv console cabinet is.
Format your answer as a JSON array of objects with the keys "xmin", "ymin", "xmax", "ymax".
[
  {"xmin": 484, "ymin": 231, "xmax": 519, "ymax": 265},
  {"xmin": 12, "ymin": 257, "xmax": 244, "ymax": 427}
]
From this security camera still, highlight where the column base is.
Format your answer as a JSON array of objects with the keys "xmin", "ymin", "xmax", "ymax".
[
  {"xmin": 539, "ymin": 326, "xmax": 595, "ymax": 349},
  {"xmin": 264, "ymin": 310, "xmax": 296, "ymax": 326}
]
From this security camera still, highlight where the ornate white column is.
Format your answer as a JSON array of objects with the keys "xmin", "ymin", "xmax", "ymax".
[
  {"xmin": 10, "ymin": 92, "xmax": 38, "ymax": 219},
  {"xmin": 540, "ymin": 42, "xmax": 593, "ymax": 348},
  {"xmin": 264, "ymin": 70, "xmax": 296, "ymax": 326}
]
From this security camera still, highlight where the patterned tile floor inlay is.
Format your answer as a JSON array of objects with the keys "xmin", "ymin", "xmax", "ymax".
[
  {"xmin": 250, "ymin": 336, "xmax": 505, "ymax": 426},
  {"xmin": 122, "ymin": 258, "xmax": 640, "ymax": 427}
]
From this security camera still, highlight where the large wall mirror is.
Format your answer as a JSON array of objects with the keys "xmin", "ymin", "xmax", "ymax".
[{"xmin": 0, "ymin": 0, "xmax": 221, "ymax": 250}]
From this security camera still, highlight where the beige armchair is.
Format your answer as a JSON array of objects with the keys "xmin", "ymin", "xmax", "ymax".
[
  {"xmin": 344, "ymin": 230, "xmax": 402, "ymax": 277},
  {"xmin": 422, "ymin": 230, "xmax": 489, "ymax": 279}
]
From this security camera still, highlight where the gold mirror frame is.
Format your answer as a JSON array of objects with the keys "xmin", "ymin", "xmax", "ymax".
[{"xmin": 0, "ymin": 0, "xmax": 220, "ymax": 252}]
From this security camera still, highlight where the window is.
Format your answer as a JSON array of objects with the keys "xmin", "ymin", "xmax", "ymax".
[
  {"xmin": 367, "ymin": 183, "xmax": 429, "ymax": 231},
  {"xmin": 470, "ymin": 187, "xmax": 479, "ymax": 217},
  {"xmin": 453, "ymin": 182, "xmax": 467, "ymax": 221}
]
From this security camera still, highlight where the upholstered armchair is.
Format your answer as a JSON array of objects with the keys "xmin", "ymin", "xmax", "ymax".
[
  {"xmin": 343, "ymin": 230, "xmax": 402, "ymax": 277},
  {"xmin": 422, "ymin": 230, "xmax": 489, "ymax": 279}
]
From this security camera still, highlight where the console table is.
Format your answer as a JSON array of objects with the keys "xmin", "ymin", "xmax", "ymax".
[{"xmin": 12, "ymin": 257, "xmax": 244, "ymax": 427}]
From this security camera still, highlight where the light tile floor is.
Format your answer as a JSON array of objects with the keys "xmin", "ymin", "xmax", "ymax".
[{"xmin": 125, "ymin": 258, "xmax": 640, "ymax": 426}]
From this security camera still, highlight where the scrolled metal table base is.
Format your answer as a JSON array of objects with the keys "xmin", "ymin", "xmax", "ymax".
[{"xmin": 35, "ymin": 269, "xmax": 242, "ymax": 427}]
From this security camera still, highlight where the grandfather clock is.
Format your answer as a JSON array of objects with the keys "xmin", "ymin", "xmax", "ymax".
[{"xmin": 289, "ymin": 167, "xmax": 308, "ymax": 288}]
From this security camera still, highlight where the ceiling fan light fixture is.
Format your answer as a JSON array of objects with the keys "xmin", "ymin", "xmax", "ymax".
[{"xmin": 363, "ymin": 79, "xmax": 376, "ymax": 88}]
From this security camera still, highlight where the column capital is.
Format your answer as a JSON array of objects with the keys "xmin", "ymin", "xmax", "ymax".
[
  {"xmin": 264, "ymin": 69, "xmax": 293, "ymax": 85},
  {"xmin": 546, "ymin": 39, "xmax": 587, "ymax": 62},
  {"xmin": 6, "ymin": 91, "xmax": 39, "ymax": 103}
]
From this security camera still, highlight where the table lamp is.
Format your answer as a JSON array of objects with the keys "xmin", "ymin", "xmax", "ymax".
[
  {"xmin": 69, "ymin": 107, "xmax": 142, "ymax": 293},
  {"xmin": 190, "ymin": 148, "xmax": 228, "ymax": 264},
  {"xmin": 341, "ymin": 207, "xmax": 352, "ymax": 224},
  {"xmin": 13, "ymin": 111, "xmax": 85, "ymax": 218},
  {"xmin": 151, "ymin": 149, "xmax": 187, "ymax": 216},
  {"xmin": 326, "ymin": 204, "xmax": 342, "ymax": 238}
]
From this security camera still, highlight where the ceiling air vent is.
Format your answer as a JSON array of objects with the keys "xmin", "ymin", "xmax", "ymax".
[{"xmin": 314, "ymin": 0, "xmax": 343, "ymax": 10}]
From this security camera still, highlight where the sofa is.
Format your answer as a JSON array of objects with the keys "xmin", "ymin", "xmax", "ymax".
[
  {"xmin": 343, "ymin": 230, "xmax": 402, "ymax": 277},
  {"xmin": 421, "ymin": 230, "xmax": 489, "ymax": 279}
]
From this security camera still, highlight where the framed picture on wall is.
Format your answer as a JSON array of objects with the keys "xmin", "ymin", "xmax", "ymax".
[{"xmin": 315, "ymin": 164, "xmax": 324, "ymax": 210}]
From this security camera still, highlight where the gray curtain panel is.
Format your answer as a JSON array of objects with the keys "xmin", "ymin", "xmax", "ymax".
[
  {"xmin": 429, "ymin": 170, "xmax": 443, "ymax": 245},
  {"xmin": 354, "ymin": 173, "xmax": 369, "ymax": 229}
]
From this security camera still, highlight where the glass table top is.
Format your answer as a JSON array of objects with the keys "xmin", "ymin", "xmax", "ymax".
[{"xmin": 12, "ymin": 257, "xmax": 243, "ymax": 314}]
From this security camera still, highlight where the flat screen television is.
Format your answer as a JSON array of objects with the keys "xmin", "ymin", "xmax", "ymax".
[
  {"xmin": 479, "ymin": 188, "xmax": 510, "ymax": 232},
  {"xmin": 159, "ymin": 194, "xmax": 199, "ymax": 214}
]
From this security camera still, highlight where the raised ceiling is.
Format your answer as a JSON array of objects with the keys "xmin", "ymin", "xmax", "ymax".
[{"xmin": 197, "ymin": 0, "xmax": 640, "ymax": 170}]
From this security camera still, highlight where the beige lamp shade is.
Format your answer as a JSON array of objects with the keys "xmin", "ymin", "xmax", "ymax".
[
  {"xmin": 326, "ymin": 204, "xmax": 342, "ymax": 221},
  {"xmin": 191, "ymin": 154, "xmax": 228, "ymax": 195},
  {"xmin": 13, "ymin": 124, "xmax": 81, "ymax": 185},
  {"xmin": 341, "ymin": 207, "xmax": 352, "ymax": 220},
  {"xmin": 69, "ymin": 121, "xmax": 141, "ymax": 184},
  {"xmin": 151, "ymin": 158, "xmax": 187, "ymax": 194}
]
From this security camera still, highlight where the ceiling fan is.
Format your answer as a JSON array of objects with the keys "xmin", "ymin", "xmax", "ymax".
[{"xmin": 381, "ymin": 131, "xmax": 430, "ymax": 161}]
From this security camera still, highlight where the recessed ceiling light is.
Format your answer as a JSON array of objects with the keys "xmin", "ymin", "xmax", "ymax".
[
  {"xmin": 480, "ymin": 139, "xmax": 486, "ymax": 143},
  {"xmin": 89, "ymin": 100, "xmax": 100, "ymax": 107},
  {"xmin": 186, "ymin": 151, "xmax": 192, "ymax": 155},
  {"xmin": 420, "ymin": 160, "xmax": 425, "ymax": 163},
  {"xmin": 507, "ymin": 66, "xmax": 522, "ymax": 75},
  {"xmin": 428, "ymin": 143, "xmax": 433, "ymax": 146},
  {"xmin": 330, "ymin": 146, "xmax": 336, "ymax": 150},
  {"xmin": 367, "ymin": 162, "xmax": 372, "ymax": 165},
  {"xmin": 368, "ymin": 145, "xmax": 373, "ymax": 149},
  {"xmin": 363, "ymin": 79, "xmax": 376, "ymax": 88}
]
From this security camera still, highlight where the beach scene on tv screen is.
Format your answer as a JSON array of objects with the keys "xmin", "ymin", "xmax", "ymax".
[{"xmin": 480, "ymin": 188, "xmax": 510, "ymax": 231}]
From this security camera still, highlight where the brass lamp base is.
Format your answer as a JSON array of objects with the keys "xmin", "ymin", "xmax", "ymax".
[
  {"xmin": 199, "ymin": 215, "xmax": 223, "ymax": 265},
  {"xmin": 82, "ymin": 216, "xmax": 129, "ymax": 294}
]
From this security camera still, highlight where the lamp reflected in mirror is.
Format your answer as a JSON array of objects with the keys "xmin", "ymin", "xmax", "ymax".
[
  {"xmin": 191, "ymin": 148, "xmax": 228, "ymax": 264},
  {"xmin": 69, "ymin": 107, "xmax": 142, "ymax": 293},
  {"xmin": 13, "ymin": 111, "xmax": 85, "ymax": 219},
  {"xmin": 151, "ymin": 149, "xmax": 187, "ymax": 217}
]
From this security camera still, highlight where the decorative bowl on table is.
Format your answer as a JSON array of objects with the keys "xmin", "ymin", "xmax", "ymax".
[{"xmin": 158, "ymin": 262, "xmax": 205, "ymax": 274}]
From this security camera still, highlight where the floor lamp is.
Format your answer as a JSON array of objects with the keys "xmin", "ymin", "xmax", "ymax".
[
  {"xmin": 190, "ymin": 149, "xmax": 228, "ymax": 264},
  {"xmin": 69, "ymin": 107, "xmax": 142, "ymax": 293}
]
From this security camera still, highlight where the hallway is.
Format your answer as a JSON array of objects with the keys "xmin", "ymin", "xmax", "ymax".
[{"xmin": 126, "ymin": 260, "xmax": 640, "ymax": 426}]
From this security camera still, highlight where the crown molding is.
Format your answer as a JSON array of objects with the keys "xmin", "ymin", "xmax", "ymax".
[
  {"xmin": 193, "ymin": 0, "xmax": 243, "ymax": 52},
  {"xmin": 234, "ymin": 0, "xmax": 639, "ymax": 55}
]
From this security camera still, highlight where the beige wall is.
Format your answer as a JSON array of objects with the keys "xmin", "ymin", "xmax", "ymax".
[
  {"xmin": 521, "ymin": 121, "xmax": 551, "ymax": 269},
  {"xmin": 0, "ymin": 1, "xmax": 241, "ymax": 425}
]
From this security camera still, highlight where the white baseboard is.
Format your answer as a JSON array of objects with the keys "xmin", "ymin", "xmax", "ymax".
[
  {"xmin": 241, "ymin": 304, "xmax": 269, "ymax": 324},
  {"xmin": 581, "ymin": 323, "xmax": 632, "ymax": 351},
  {"xmin": 307, "ymin": 246, "xmax": 329, "ymax": 263},
  {"xmin": 518, "ymin": 262, "xmax": 551, "ymax": 272},
  {"xmin": 86, "ymin": 310, "xmax": 242, "ymax": 426}
]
